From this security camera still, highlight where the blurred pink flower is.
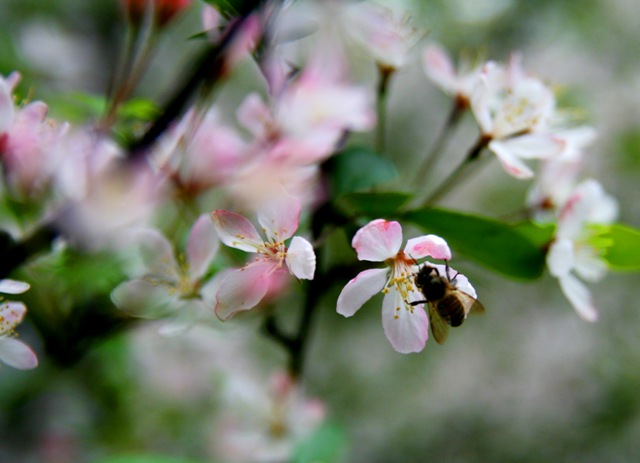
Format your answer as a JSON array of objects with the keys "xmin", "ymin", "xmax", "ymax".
[
  {"xmin": 423, "ymin": 43, "xmax": 482, "ymax": 106},
  {"xmin": 0, "ymin": 279, "xmax": 38, "ymax": 370},
  {"xmin": 0, "ymin": 72, "xmax": 66, "ymax": 199},
  {"xmin": 211, "ymin": 194, "xmax": 315, "ymax": 321},
  {"xmin": 546, "ymin": 179, "xmax": 618, "ymax": 321},
  {"xmin": 213, "ymin": 371, "xmax": 325, "ymax": 463},
  {"xmin": 337, "ymin": 219, "xmax": 452, "ymax": 353},
  {"xmin": 111, "ymin": 214, "xmax": 220, "ymax": 335}
]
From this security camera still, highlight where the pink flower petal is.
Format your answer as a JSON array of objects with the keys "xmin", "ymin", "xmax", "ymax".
[
  {"xmin": 187, "ymin": 214, "xmax": 220, "ymax": 280},
  {"xmin": 423, "ymin": 43, "xmax": 457, "ymax": 95},
  {"xmin": 211, "ymin": 210, "xmax": 264, "ymax": 252},
  {"xmin": 214, "ymin": 261, "xmax": 273, "ymax": 321},
  {"xmin": 0, "ymin": 337, "xmax": 38, "ymax": 370},
  {"xmin": 0, "ymin": 279, "xmax": 30, "ymax": 294},
  {"xmin": 285, "ymin": 236, "xmax": 316, "ymax": 280},
  {"xmin": 337, "ymin": 268, "xmax": 388, "ymax": 317},
  {"xmin": 352, "ymin": 219, "xmax": 403, "ymax": 262},
  {"xmin": 381, "ymin": 288, "xmax": 429, "ymax": 353},
  {"xmin": 405, "ymin": 235, "xmax": 451, "ymax": 260},
  {"xmin": 256, "ymin": 192, "xmax": 301, "ymax": 242}
]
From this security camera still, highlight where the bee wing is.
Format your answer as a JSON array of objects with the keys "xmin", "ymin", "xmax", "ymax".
[
  {"xmin": 455, "ymin": 289, "xmax": 485, "ymax": 316},
  {"xmin": 427, "ymin": 302, "xmax": 449, "ymax": 345}
]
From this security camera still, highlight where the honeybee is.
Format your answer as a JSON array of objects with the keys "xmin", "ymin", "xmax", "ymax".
[{"xmin": 411, "ymin": 262, "xmax": 484, "ymax": 344}]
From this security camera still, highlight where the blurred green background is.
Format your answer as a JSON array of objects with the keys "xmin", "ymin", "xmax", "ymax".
[{"xmin": 1, "ymin": 0, "xmax": 639, "ymax": 462}]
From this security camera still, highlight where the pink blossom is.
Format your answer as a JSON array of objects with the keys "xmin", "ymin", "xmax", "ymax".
[
  {"xmin": 111, "ymin": 214, "xmax": 220, "ymax": 335},
  {"xmin": 0, "ymin": 72, "xmax": 65, "ymax": 199},
  {"xmin": 0, "ymin": 279, "xmax": 38, "ymax": 370},
  {"xmin": 210, "ymin": 194, "xmax": 316, "ymax": 321},
  {"xmin": 212, "ymin": 371, "xmax": 325, "ymax": 462},
  {"xmin": 153, "ymin": 108, "xmax": 248, "ymax": 196},
  {"xmin": 470, "ymin": 55, "xmax": 565, "ymax": 179},
  {"xmin": 337, "ymin": 219, "xmax": 452, "ymax": 353},
  {"xmin": 546, "ymin": 179, "xmax": 618, "ymax": 321},
  {"xmin": 343, "ymin": 1, "xmax": 420, "ymax": 70},
  {"xmin": 423, "ymin": 43, "xmax": 482, "ymax": 105}
]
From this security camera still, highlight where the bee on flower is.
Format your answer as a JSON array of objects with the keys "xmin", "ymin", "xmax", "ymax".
[{"xmin": 336, "ymin": 219, "xmax": 478, "ymax": 353}]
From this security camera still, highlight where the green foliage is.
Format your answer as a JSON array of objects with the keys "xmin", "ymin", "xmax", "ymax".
[
  {"xmin": 599, "ymin": 223, "xmax": 640, "ymax": 271},
  {"xmin": 294, "ymin": 423, "xmax": 346, "ymax": 463},
  {"xmin": 404, "ymin": 208, "xmax": 547, "ymax": 279},
  {"xmin": 90, "ymin": 456, "xmax": 209, "ymax": 463},
  {"xmin": 335, "ymin": 192, "xmax": 412, "ymax": 219},
  {"xmin": 327, "ymin": 146, "xmax": 398, "ymax": 196}
]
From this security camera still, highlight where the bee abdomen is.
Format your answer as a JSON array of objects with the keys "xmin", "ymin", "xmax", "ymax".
[{"xmin": 438, "ymin": 295, "xmax": 466, "ymax": 327}]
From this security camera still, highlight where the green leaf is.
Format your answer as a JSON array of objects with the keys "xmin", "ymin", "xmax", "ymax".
[
  {"xmin": 404, "ymin": 208, "xmax": 547, "ymax": 279},
  {"xmin": 600, "ymin": 223, "xmax": 640, "ymax": 271},
  {"xmin": 118, "ymin": 98, "xmax": 160, "ymax": 121},
  {"xmin": 91, "ymin": 455, "xmax": 208, "ymax": 463},
  {"xmin": 327, "ymin": 146, "xmax": 398, "ymax": 195},
  {"xmin": 294, "ymin": 423, "xmax": 346, "ymax": 463},
  {"xmin": 511, "ymin": 221, "xmax": 555, "ymax": 248},
  {"xmin": 335, "ymin": 191, "xmax": 412, "ymax": 219}
]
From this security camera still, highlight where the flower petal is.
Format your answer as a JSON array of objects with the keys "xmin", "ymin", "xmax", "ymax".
[
  {"xmin": 211, "ymin": 210, "xmax": 264, "ymax": 252},
  {"xmin": 0, "ymin": 337, "xmax": 38, "ymax": 370},
  {"xmin": 132, "ymin": 228, "xmax": 179, "ymax": 283},
  {"xmin": 547, "ymin": 239, "xmax": 574, "ymax": 278},
  {"xmin": 285, "ymin": 236, "xmax": 316, "ymax": 280},
  {"xmin": 423, "ymin": 43, "xmax": 457, "ymax": 95},
  {"xmin": 187, "ymin": 214, "xmax": 220, "ymax": 280},
  {"xmin": 337, "ymin": 268, "xmax": 388, "ymax": 317},
  {"xmin": 256, "ymin": 191, "xmax": 301, "ymax": 241},
  {"xmin": 381, "ymin": 288, "xmax": 429, "ymax": 353},
  {"xmin": 498, "ymin": 134, "xmax": 565, "ymax": 160},
  {"xmin": 558, "ymin": 273, "xmax": 598, "ymax": 322},
  {"xmin": 352, "ymin": 219, "xmax": 402, "ymax": 262},
  {"xmin": 110, "ymin": 280, "xmax": 174, "ymax": 319},
  {"xmin": 0, "ymin": 301, "xmax": 27, "ymax": 335},
  {"xmin": 488, "ymin": 139, "xmax": 535, "ymax": 179},
  {"xmin": 405, "ymin": 235, "xmax": 451, "ymax": 260},
  {"xmin": 0, "ymin": 279, "xmax": 30, "ymax": 294},
  {"xmin": 214, "ymin": 262, "xmax": 273, "ymax": 321}
]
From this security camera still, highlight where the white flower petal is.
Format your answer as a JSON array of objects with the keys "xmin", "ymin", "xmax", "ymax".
[
  {"xmin": 110, "ymin": 280, "xmax": 174, "ymax": 319},
  {"xmin": 498, "ymin": 134, "xmax": 565, "ymax": 160},
  {"xmin": 558, "ymin": 274, "xmax": 598, "ymax": 322},
  {"xmin": 337, "ymin": 268, "xmax": 388, "ymax": 317},
  {"xmin": 0, "ymin": 337, "xmax": 38, "ymax": 370},
  {"xmin": 133, "ymin": 228, "xmax": 180, "ymax": 283},
  {"xmin": 547, "ymin": 239, "xmax": 575, "ymax": 278},
  {"xmin": 0, "ymin": 301, "xmax": 27, "ymax": 335},
  {"xmin": 381, "ymin": 288, "xmax": 429, "ymax": 353},
  {"xmin": 285, "ymin": 236, "xmax": 316, "ymax": 280},
  {"xmin": 488, "ymin": 139, "xmax": 535, "ymax": 179},
  {"xmin": 0, "ymin": 279, "xmax": 30, "ymax": 294}
]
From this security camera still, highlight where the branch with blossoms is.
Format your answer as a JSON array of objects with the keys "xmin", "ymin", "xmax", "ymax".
[{"xmin": 1, "ymin": 0, "xmax": 639, "ymax": 460}]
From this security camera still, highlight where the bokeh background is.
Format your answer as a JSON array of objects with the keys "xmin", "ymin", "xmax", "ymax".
[{"xmin": 1, "ymin": 0, "xmax": 639, "ymax": 462}]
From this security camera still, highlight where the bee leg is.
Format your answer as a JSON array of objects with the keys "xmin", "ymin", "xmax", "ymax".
[{"xmin": 407, "ymin": 299, "xmax": 427, "ymax": 306}]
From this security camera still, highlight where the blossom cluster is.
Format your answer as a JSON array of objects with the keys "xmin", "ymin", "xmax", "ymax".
[{"xmin": 0, "ymin": 1, "xmax": 633, "ymax": 460}]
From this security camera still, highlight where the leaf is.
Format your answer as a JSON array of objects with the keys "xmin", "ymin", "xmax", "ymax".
[
  {"xmin": 335, "ymin": 192, "xmax": 412, "ymax": 219},
  {"xmin": 511, "ymin": 221, "xmax": 555, "ymax": 248},
  {"xmin": 327, "ymin": 146, "xmax": 398, "ymax": 196},
  {"xmin": 294, "ymin": 423, "xmax": 346, "ymax": 463},
  {"xmin": 404, "ymin": 208, "xmax": 547, "ymax": 279},
  {"xmin": 600, "ymin": 223, "xmax": 640, "ymax": 271}
]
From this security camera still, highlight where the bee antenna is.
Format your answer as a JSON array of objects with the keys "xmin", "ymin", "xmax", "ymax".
[{"xmin": 444, "ymin": 260, "xmax": 459, "ymax": 282}]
